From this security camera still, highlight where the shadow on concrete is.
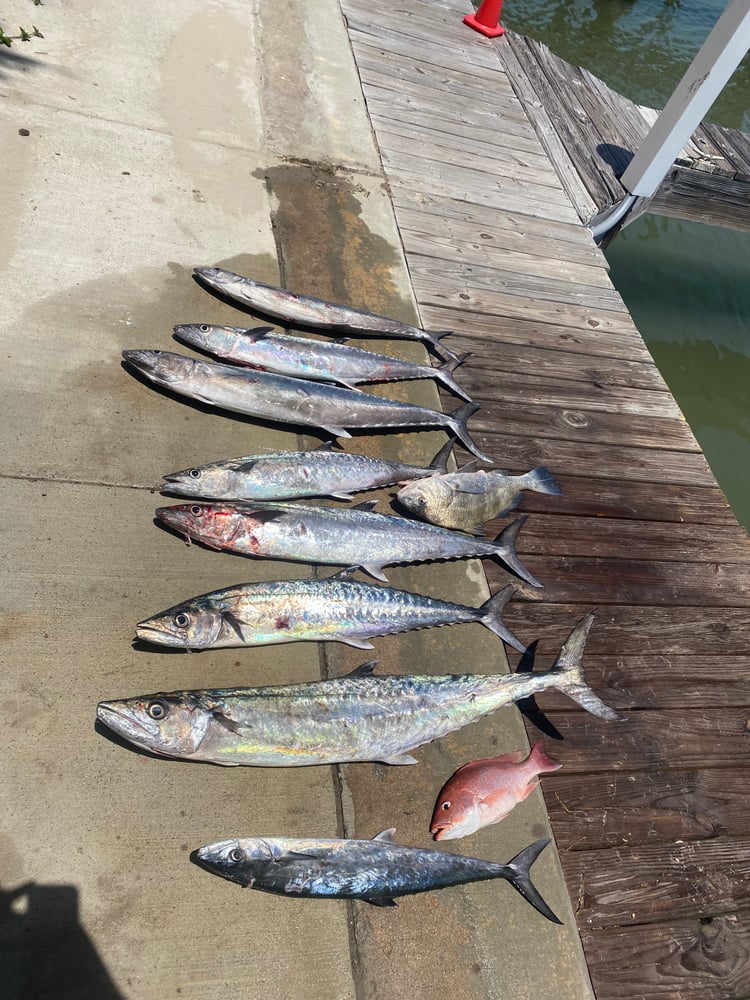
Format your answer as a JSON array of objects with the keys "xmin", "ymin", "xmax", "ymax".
[{"xmin": 0, "ymin": 882, "xmax": 123, "ymax": 1000}]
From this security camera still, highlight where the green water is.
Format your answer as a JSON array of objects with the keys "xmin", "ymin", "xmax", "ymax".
[{"xmin": 504, "ymin": 0, "xmax": 750, "ymax": 530}]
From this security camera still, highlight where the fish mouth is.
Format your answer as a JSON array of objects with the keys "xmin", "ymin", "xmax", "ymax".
[
  {"xmin": 430, "ymin": 825, "xmax": 456, "ymax": 842},
  {"xmin": 97, "ymin": 701, "xmax": 156, "ymax": 743},
  {"xmin": 155, "ymin": 507, "xmax": 191, "ymax": 532},
  {"xmin": 135, "ymin": 621, "xmax": 187, "ymax": 647}
]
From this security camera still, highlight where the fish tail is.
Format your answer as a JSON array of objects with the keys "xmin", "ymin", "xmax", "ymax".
[
  {"xmin": 523, "ymin": 466, "xmax": 562, "ymax": 497},
  {"xmin": 445, "ymin": 403, "xmax": 493, "ymax": 464},
  {"xmin": 500, "ymin": 838, "xmax": 562, "ymax": 924},
  {"xmin": 492, "ymin": 515, "xmax": 542, "ymax": 589},
  {"xmin": 428, "ymin": 332, "xmax": 460, "ymax": 363},
  {"xmin": 434, "ymin": 353, "xmax": 473, "ymax": 402},
  {"xmin": 549, "ymin": 614, "xmax": 627, "ymax": 721},
  {"xmin": 478, "ymin": 584, "xmax": 525, "ymax": 653}
]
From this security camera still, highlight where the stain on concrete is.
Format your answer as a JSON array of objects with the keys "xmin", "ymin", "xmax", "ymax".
[{"xmin": 265, "ymin": 161, "xmax": 414, "ymax": 322}]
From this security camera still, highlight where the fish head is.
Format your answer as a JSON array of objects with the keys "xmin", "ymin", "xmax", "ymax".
[
  {"xmin": 396, "ymin": 477, "xmax": 450, "ymax": 521},
  {"xmin": 161, "ymin": 464, "xmax": 220, "ymax": 499},
  {"xmin": 122, "ymin": 350, "xmax": 197, "ymax": 387},
  {"xmin": 96, "ymin": 692, "xmax": 212, "ymax": 758},
  {"xmin": 155, "ymin": 503, "xmax": 232, "ymax": 544},
  {"xmin": 193, "ymin": 266, "xmax": 244, "ymax": 297},
  {"xmin": 429, "ymin": 785, "xmax": 482, "ymax": 841},
  {"xmin": 135, "ymin": 598, "xmax": 229, "ymax": 649},
  {"xmin": 195, "ymin": 837, "xmax": 278, "ymax": 887},
  {"xmin": 173, "ymin": 323, "xmax": 238, "ymax": 354}
]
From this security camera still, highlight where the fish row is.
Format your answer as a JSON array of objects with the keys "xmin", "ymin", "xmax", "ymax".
[{"xmin": 104, "ymin": 268, "xmax": 609, "ymax": 924}]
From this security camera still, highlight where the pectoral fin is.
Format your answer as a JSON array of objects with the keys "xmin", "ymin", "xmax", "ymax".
[{"xmin": 365, "ymin": 897, "xmax": 398, "ymax": 907}]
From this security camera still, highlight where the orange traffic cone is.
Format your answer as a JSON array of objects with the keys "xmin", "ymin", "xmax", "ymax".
[{"xmin": 464, "ymin": 0, "xmax": 505, "ymax": 37}]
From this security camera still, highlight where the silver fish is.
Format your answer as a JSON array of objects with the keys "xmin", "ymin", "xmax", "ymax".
[
  {"xmin": 194, "ymin": 832, "xmax": 561, "ymax": 921},
  {"xmin": 97, "ymin": 616, "xmax": 623, "ymax": 767},
  {"xmin": 161, "ymin": 439, "xmax": 455, "ymax": 502},
  {"xmin": 398, "ymin": 467, "xmax": 562, "ymax": 534},
  {"xmin": 173, "ymin": 323, "xmax": 472, "ymax": 400},
  {"xmin": 122, "ymin": 350, "xmax": 491, "ymax": 462},
  {"xmin": 134, "ymin": 577, "xmax": 524, "ymax": 652},
  {"xmin": 194, "ymin": 266, "xmax": 456, "ymax": 360},
  {"xmin": 155, "ymin": 502, "xmax": 541, "ymax": 586}
]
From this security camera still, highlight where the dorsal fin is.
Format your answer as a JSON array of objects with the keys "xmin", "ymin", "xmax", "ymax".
[
  {"xmin": 347, "ymin": 659, "xmax": 378, "ymax": 678},
  {"xmin": 313, "ymin": 441, "xmax": 335, "ymax": 452},
  {"xmin": 351, "ymin": 500, "xmax": 379, "ymax": 512},
  {"xmin": 372, "ymin": 828, "xmax": 396, "ymax": 843}
]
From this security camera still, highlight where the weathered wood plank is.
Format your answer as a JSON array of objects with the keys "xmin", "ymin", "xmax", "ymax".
[
  {"xmin": 352, "ymin": 41, "xmax": 526, "ymax": 118},
  {"xmin": 488, "ymin": 553, "xmax": 750, "ymax": 607},
  {"xmin": 653, "ymin": 165, "xmax": 750, "ymax": 230},
  {"xmin": 394, "ymin": 197, "xmax": 608, "ymax": 270},
  {"xmin": 531, "ymin": 655, "xmax": 750, "ymax": 712},
  {"xmin": 448, "ymin": 339, "xmax": 669, "ymax": 391},
  {"xmin": 516, "ymin": 476, "xmax": 736, "ymax": 526},
  {"xmin": 507, "ymin": 513, "xmax": 750, "ymax": 564},
  {"xmin": 420, "ymin": 304, "xmax": 653, "ymax": 362},
  {"xmin": 507, "ymin": 34, "xmax": 621, "ymax": 208},
  {"xmin": 562, "ymin": 838, "xmax": 750, "ymax": 928},
  {"xmin": 497, "ymin": 34, "xmax": 600, "ymax": 223},
  {"xmin": 373, "ymin": 123, "xmax": 564, "ymax": 191},
  {"xmin": 456, "ymin": 367, "xmax": 684, "ymax": 420},
  {"xmin": 544, "ymin": 768, "xmax": 750, "ymax": 849},
  {"xmin": 515, "ymin": 709, "xmax": 750, "ymax": 775},
  {"xmin": 580, "ymin": 917, "xmax": 750, "ymax": 1000},
  {"xmin": 413, "ymin": 277, "xmax": 636, "ymax": 335},
  {"xmin": 472, "ymin": 402, "xmax": 712, "ymax": 458},
  {"xmin": 385, "ymin": 161, "xmax": 580, "ymax": 224},
  {"xmin": 369, "ymin": 110, "xmax": 558, "ymax": 179},
  {"xmin": 392, "ymin": 193, "xmax": 606, "ymax": 261},
  {"xmin": 400, "ymin": 224, "xmax": 614, "ymax": 288},
  {"xmin": 499, "ymin": 604, "xmax": 750, "ymax": 656}
]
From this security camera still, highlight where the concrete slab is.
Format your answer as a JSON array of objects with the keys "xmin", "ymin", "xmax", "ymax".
[{"xmin": 1, "ymin": 1, "xmax": 594, "ymax": 998}]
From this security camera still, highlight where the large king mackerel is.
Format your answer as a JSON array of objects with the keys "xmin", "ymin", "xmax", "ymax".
[
  {"xmin": 161, "ymin": 439, "xmax": 455, "ymax": 502},
  {"xmin": 194, "ymin": 266, "xmax": 457, "ymax": 359},
  {"xmin": 134, "ymin": 577, "xmax": 524, "ymax": 652},
  {"xmin": 98, "ymin": 615, "xmax": 623, "ymax": 769},
  {"xmin": 155, "ymin": 501, "xmax": 541, "ymax": 586},
  {"xmin": 122, "ymin": 350, "xmax": 491, "ymax": 461},
  {"xmin": 194, "ymin": 832, "xmax": 561, "ymax": 921},
  {"xmin": 173, "ymin": 323, "xmax": 471, "ymax": 400}
]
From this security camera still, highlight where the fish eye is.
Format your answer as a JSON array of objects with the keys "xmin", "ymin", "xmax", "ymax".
[
  {"xmin": 441, "ymin": 801, "xmax": 451, "ymax": 810},
  {"xmin": 188, "ymin": 468, "xmax": 202, "ymax": 479},
  {"xmin": 147, "ymin": 700, "xmax": 168, "ymax": 721},
  {"xmin": 199, "ymin": 325, "xmax": 210, "ymax": 333},
  {"xmin": 174, "ymin": 612, "xmax": 191, "ymax": 629},
  {"xmin": 190, "ymin": 505, "xmax": 202, "ymax": 516},
  {"xmin": 229, "ymin": 847, "xmax": 244, "ymax": 863},
  {"xmin": 153, "ymin": 350, "xmax": 162, "ymax": 356}
]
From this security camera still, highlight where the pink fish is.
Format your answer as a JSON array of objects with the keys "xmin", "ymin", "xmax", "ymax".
[{"xmin": 430, "ymin": 739, "xmax": 562, "ymax": 841}]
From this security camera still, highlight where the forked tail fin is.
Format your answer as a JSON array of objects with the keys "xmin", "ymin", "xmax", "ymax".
[
  {"xmin": 500, "ymin": 838, "xmax": 562, "ymax": 924},
  {"xmin": 446, "ymin": 402, "xmax": 493, "ymax": 463},
  {"xmin": 479, "ymin": 584, "xmax": 525, "ymax": 653},
  {"xmin": 549, "ymin": 613, "xmax": 627, "ymax": 721},
  {"xmin": 434, "ymin": 353, "xmax": 473, "ymax": 402},
  {"xmin": 492, "ymin": 515, "xmax": 542, "ymax": 589}
]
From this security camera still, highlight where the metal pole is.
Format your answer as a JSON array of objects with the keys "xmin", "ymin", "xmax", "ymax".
[{"xmin": 620, "ymin": 0, "xmax": 750, "ymax": 199}]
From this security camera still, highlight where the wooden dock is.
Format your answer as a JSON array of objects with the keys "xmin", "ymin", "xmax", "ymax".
[
  {"xmin": 340, "ymin": 0, "xmax": 750, "ymax": 996},
  {"xmin": 503, "ymin": 30, "xmax": 750, "ymax": 231}
]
